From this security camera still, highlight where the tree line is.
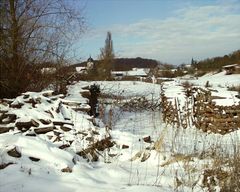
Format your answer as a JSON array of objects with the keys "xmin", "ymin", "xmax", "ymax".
[
  {"xmin": 193, "ymin": 50, "xmax": 240, "ymax": 72},
  {"xmin": 75, "ymin": 57, "xmax": 159, "ymax": 71}
]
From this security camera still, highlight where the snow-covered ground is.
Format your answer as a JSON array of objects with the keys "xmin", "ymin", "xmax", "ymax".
[{"xmin": 0, "ymin": 71, "xmax": 240, "ymax": 192}]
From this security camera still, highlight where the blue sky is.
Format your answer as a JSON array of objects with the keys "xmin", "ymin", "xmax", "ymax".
[{"xmin": 73, "ymin": 0, "xmax": 240, "ymax": 65}]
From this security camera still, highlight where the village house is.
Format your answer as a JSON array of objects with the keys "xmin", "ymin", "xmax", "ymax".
[
  {"xmin": 111, "ymin": 68, "xmax": 150, "ymax": 80},
  {"xmin": 75, "ymin": 66, "xmax": 87, "ymax": 74},
  {"xmin": 41, "ymin": 67, "xmax": 56, "ymax": 74},
  {"xmin": 222, "ymin": 64, "xmax": 240, "ymax": 75}
]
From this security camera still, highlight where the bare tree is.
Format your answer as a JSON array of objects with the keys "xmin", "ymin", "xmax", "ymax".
[
  {"xmin": 0, "ymin": 0, "xmax": 86, "ymax": 98},
  {"xmin": 98, "ymin": 31, "xmax": 114, "ymax": 80}
]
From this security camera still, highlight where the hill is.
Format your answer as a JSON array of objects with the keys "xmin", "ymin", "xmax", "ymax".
[
  {"xmin": 195, "ymin": 50, "xmax": 240, "ymax": 72},
  {"xmin": 73, "ymin": 57, "xmax": 160, "ymax": 71}
]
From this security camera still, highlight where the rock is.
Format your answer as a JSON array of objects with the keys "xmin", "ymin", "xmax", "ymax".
[
  {"xmin": 59, "ymin": 144, "xmax": 70, "ymax": 149},
  {"xmin": 80, "ymin": 90, "xmax": 91, "ymax": 98},
  {"xmin": 0, "ymin": 113, "xmax": 16, "ymax": 124},
  {"xmin": 0, "ymin": 126, "xmax": 14, "ymax": 134},
  {"xmin": 34, "ymin": 126, "xmax": 54, "ymax": 134},
  {"xmin": 77, "ymin": 151, "xmax": 87, "ymax": 159},
  {"xmin": 53, "ymin": 131, "xmax": 61, "ymax": 136},
  {"xmin": 60, "ymin": 125, "xmax": 72, "ymax": 132},
  {"xmin": 10, "ymin": 103, "xmax": 24, "ymax": 109},
  {"xmin": 143, "ymin": 136, "xmax": 152, "ymax": 143},
  {"xmin": 53, "ymin": 121, "xmax": 74, "ymax": 126},
  {"xmin": 23, "ymin": 94, "xmax": 30, "ymax": 99},
  {"xmin": 60, "ymin": 104, "xmax": 71, "ymax": 120},
  {"xmin": 61, "ymin": 167, "xmax": 72, "ymax": 173},
  {"xmin": 78, "ymin": 131, "xmax": 88, "ymax": 136},
  {"xmin": 29, "ymin": 157, "xmax": 40, "ymax": 162},
  {"xmin": 7, "ymin": 147, "xmax": 21, "ymax": 158},
  {"xmin": 42, "ymin": 91, "xmax": 54, "ymax": 97},
  {"xmin": 39, "ymin": 119, "xmax": 51, "ymax": 125},
  {"xmin": 53, "ymin": 136, "xmax": 62, "ymax": 142},
  {"xmin": 108, "ymin": 153, "xmax": 117, "ymax": 157},
  {"xmin": 16, "ymin": 119, "xmax": 40, "ymax": 130},
  {"xmin": 25, "ymin": 98, "xmax": 40, "ymax": 107},
  {"xmin": 86, "ymin": 137, "xmax": 94, "ymax": 142},
  {"xmin": 74, "ymin": 107, "xmax": 91, "ymax": 113},
  {"xmin": 0, "ymin": 162, "xmax": 14, "ymax": 170},
  {"xmin": 92, "ymin": 130, "xmax": 100, "ymax": 135},
  {"xmin": 122, "ymin": 144, "xmax": 129, "ymax": 149}
]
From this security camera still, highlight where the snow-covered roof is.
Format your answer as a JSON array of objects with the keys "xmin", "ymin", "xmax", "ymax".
[
  {"xmin": 76, "ymin": 66, "xmax": 87, "ymax": 73},
  {"xmin": 126, "ymin": 68, "xmax": 148, "ymax": 77},
  {"xmin": 41, "ymin": 67, "xmax": 56, "ymax": 74},
  {"xmin": 127, "ymin": 70, "xmax": 146, "ymax": 77},
  {"xmin": 111, "ymin": 68, "xmax": 149, "ymax": 77},
  {"xmin": 223, "ymin": 63, "xmax": 240, "ymax": 68}
]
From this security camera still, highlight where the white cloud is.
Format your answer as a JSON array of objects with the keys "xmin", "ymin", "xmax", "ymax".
[{"xmin": 81, "ymin": 1, "xmax": 240, "ymax": 64}]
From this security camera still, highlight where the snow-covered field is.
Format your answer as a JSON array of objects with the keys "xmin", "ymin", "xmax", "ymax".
[{"xmin": 0, "ymin": 71, "xmax": 240, "ymax": 192}]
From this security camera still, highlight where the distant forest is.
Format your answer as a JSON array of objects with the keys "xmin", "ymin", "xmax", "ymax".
[
  {"xmin": 195, "ymin": 50, "xmax": 240, "ymax": 71},
  {"xmin": 75, "ymin": 57, "xmax": 159, "ymax": 71},
  {"xmin": 112, "ymin": 57, "xmax": 159, "ymax": 71}
]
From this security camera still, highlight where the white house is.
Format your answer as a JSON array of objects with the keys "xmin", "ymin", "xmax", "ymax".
[
  {"xmin": 76, "ymin": 66, "xmax": 87, "ymax": 74},
  {"xmin": 111, "ymin": 68, "xmax": 150, "ymax": 79},
  {"xmin": 126, "ymin": 68, "xmax": 149, "ymax": 77},
  {"xmin": 41, "ymin": 67, "xmax": 56, "ymax": 74},
  {"xmin": 222, "ymin": 64, "xmax": 240, "ymax": 75}
]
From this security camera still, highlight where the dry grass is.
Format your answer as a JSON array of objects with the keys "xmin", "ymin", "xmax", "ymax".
[
  {"xmin": 160, "ymin": 154, "xmax": 193, "ymax": 167},
  {"xmin": 181, "ymin": 81, "xmax": 194, "ymax": 89},
  {"xmin": 221, "ymin": 153, "xmax": 240, "ymax": 192}
]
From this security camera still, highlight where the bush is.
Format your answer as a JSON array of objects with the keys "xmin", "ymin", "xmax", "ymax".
[{"xmin": 181, "ymin": 81, "xmax": 194, "ymax": 89}]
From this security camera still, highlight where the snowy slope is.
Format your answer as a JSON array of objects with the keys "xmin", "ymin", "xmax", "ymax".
[{"xmin": 0, "ymin": 72, "xmax": 239, "ymax": 192}]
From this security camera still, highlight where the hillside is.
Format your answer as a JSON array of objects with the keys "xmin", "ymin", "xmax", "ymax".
[
  {"xmin": 195, "ymin": 49, "xmax": 240, "ymax": 72},
  {"xmin": 73, "ymin": 57, "xmax": 160, "ymax": 71}
]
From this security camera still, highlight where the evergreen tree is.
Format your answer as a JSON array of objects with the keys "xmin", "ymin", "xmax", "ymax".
[{"xmin": 98, "ymin": 31, "xmax": 114, "ymax": 80}]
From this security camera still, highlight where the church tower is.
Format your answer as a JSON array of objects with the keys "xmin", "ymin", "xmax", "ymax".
[{"xmin": 86, "ymin": 56, "xmax": 94, "ymax": 70}]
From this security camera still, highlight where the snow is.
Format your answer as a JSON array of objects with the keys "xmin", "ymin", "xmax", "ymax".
[
  {"xmin": 0, "ymin": 71, "xmax": 239, "ymax": 192},
  {"xmin": 188, "ymin": 71, "xmax": 240, "ymax": 87}
]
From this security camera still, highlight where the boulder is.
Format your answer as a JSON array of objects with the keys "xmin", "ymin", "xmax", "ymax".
[
  {"xmin": 61, "ymin": 167, "xmax": 72, "ymax": 173},
  {"xmin": 122, "ymin": 144, "xmax": 129, "ymax": 149},
  {"xmin": 16, "ymin": 119, "xmax": 39, "ymax": 130},
  {"xmin": 29, "ymin": 157, "xmax": 40, "ymax": 162},
  {"xmin": 34, "ymin": 126, "xmax": 54, "ymax": 134},
  {"xmin": 0, "ymin": 126, "xmax": 14, "ymax": 134},
  {"xmin": 143, "ymin": 136, "xmax": 152, "ymax": 143},
  {"xmin": 7, "ymin": 147, "xmax": 21, "ymax": 158}
]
